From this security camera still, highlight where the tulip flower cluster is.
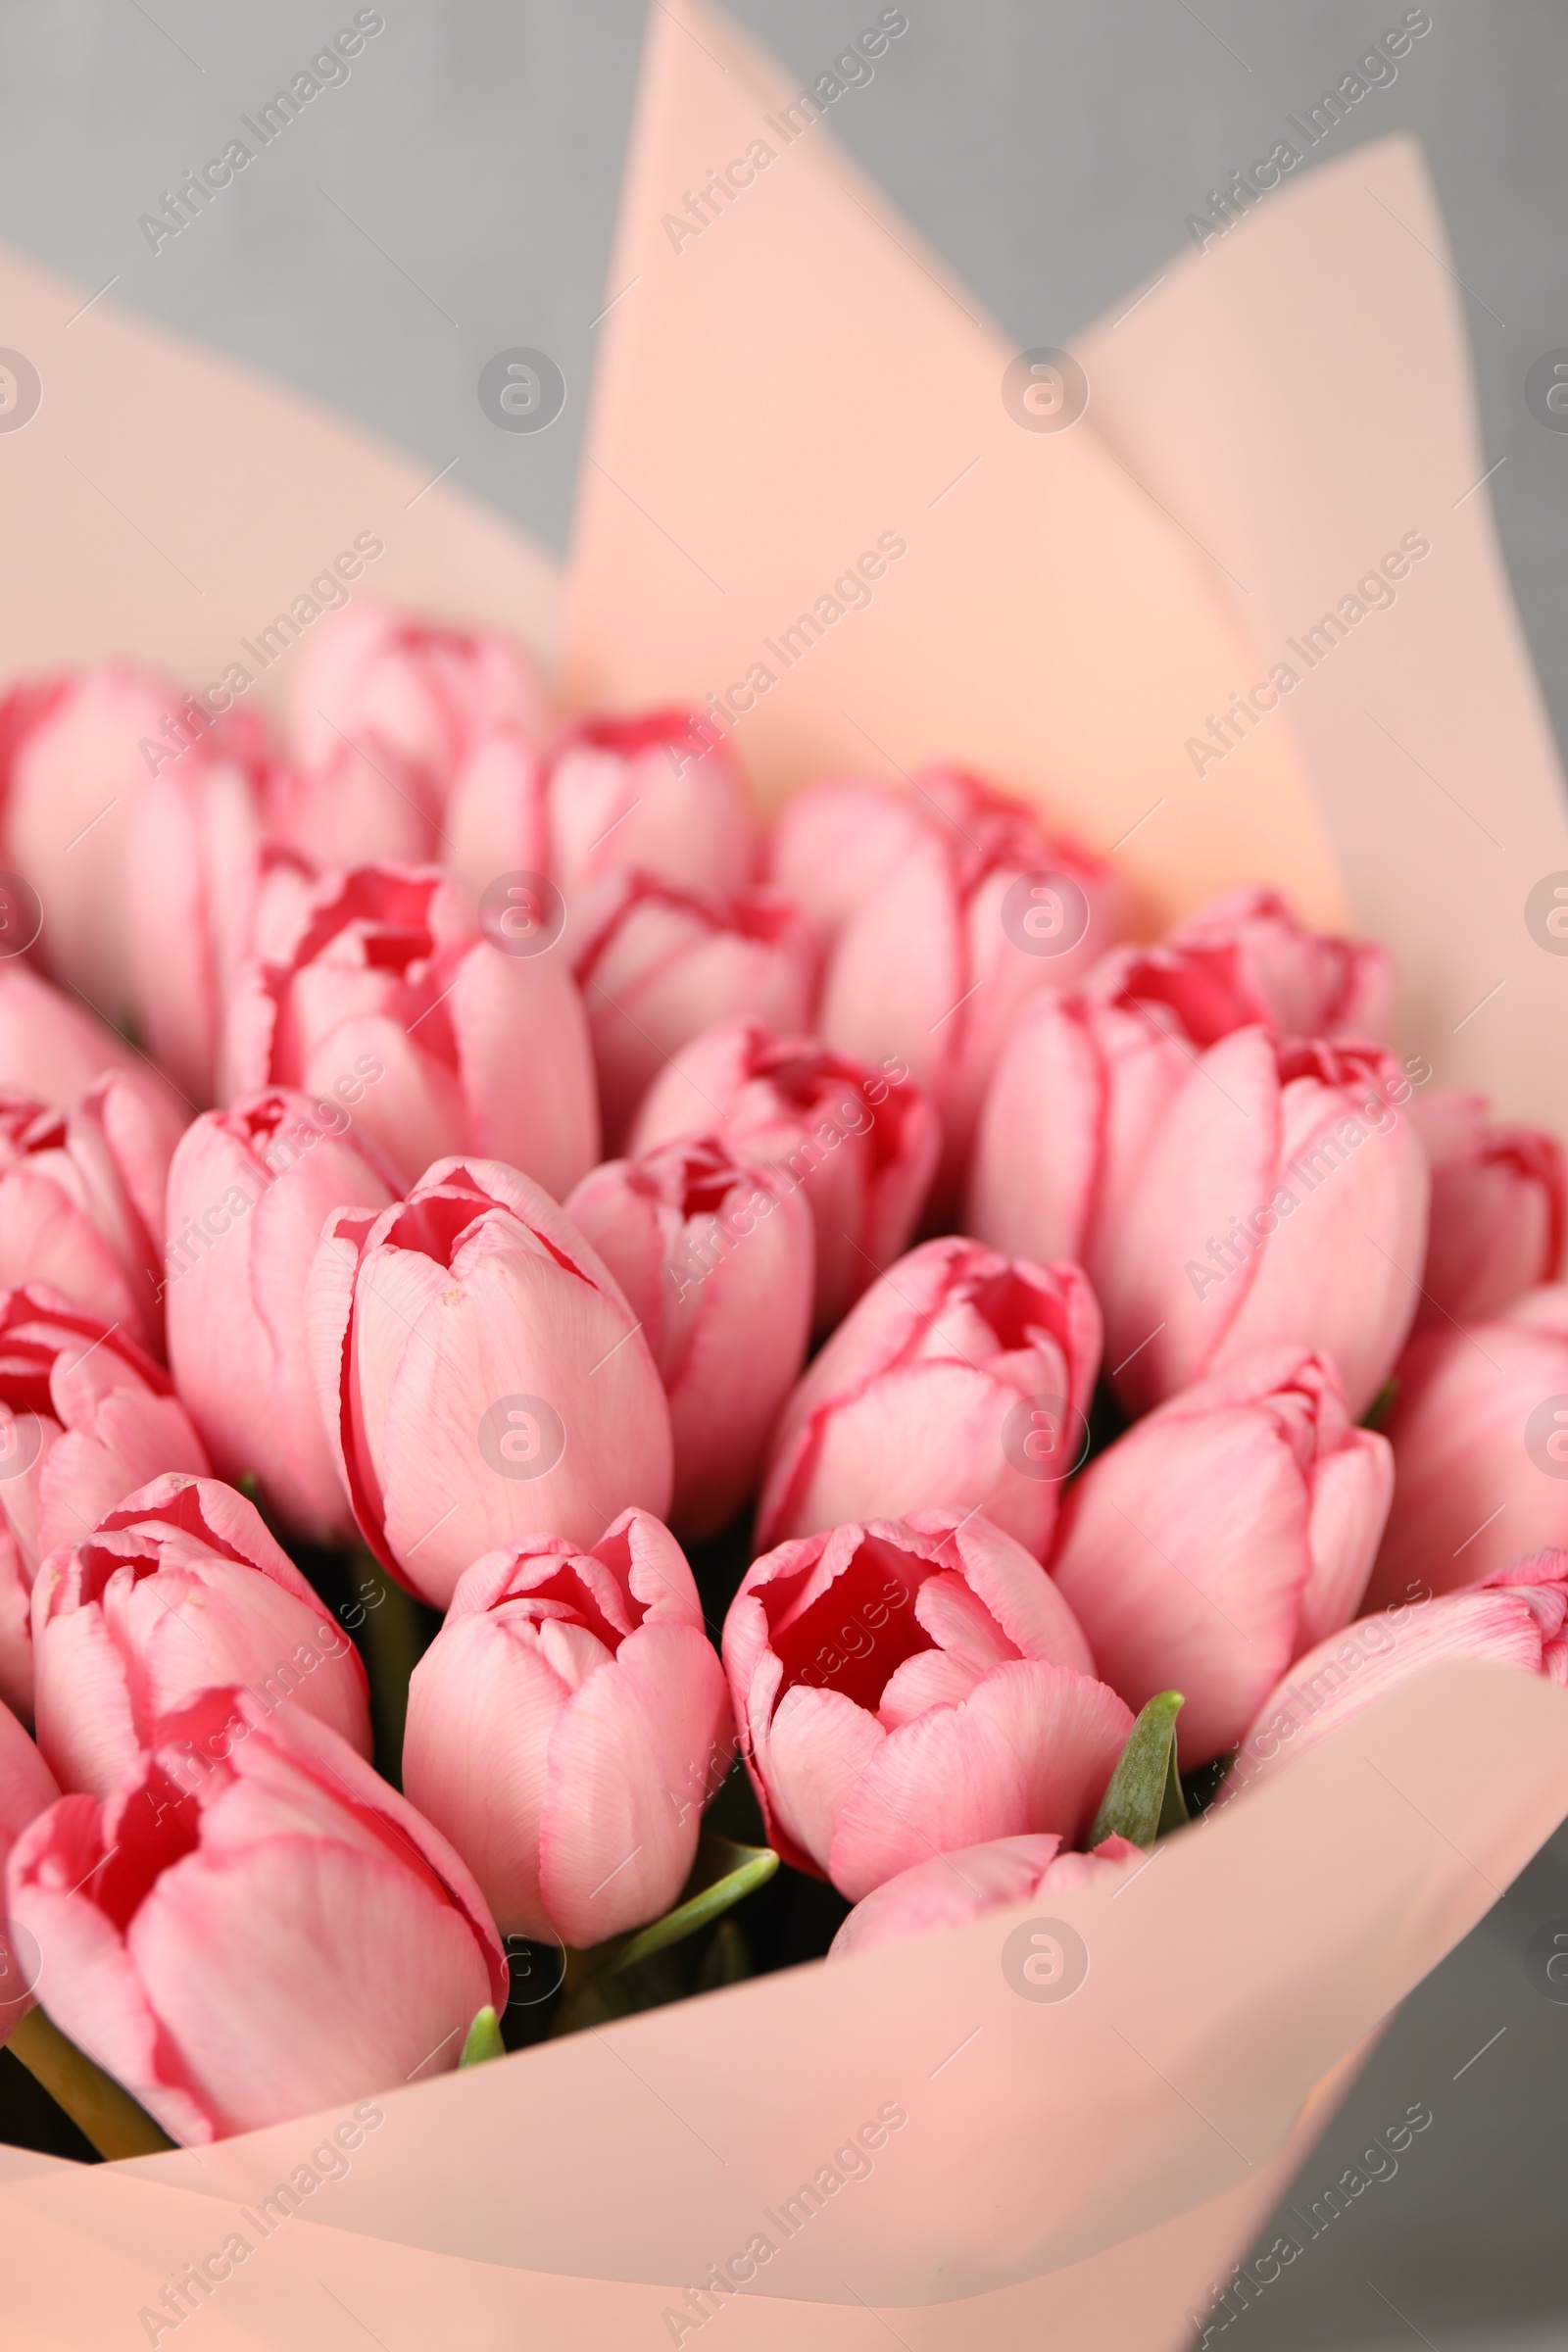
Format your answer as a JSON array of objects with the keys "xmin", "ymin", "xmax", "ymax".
[{"xmin": 0, "ymin": 601, "xmax": 1558, "ymax": 2147}]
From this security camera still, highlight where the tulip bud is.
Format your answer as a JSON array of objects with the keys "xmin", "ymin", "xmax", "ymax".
[
  {"xmin": 629, "ymin": 1020, "xmax": 940, "ymax": 1333},
  {"xmin": 1232, "ymin": 1548, "xmax": 1568, "ymax": 1789},
  {"xmin": 0, "ymin": 1072, "xmax": 185, "ymax": 1356},
  {"xmin": 287, "ymin": 601, "xmax": 546, "ymax": 786},
  {"xmin": 827, "ymin": 1831, "xmax": 1141, "ymax": 1962},
  {"xmin": 264, "ymin": 733, "xmax": 442, "ymax": 871},
  {"xmin": 766, "ymin": 774, "xmax": 934, "ymax": 944},
  {"xmin": 165, "ymin": 1090, "xmax": 396, "ymax": 1541},
  {"xmin": 816, "ymin": 764, "xmax": 1123, "ymax": 1207},
  {"xmin": 757, "ymin": 1238, "xmax": 1102, "ymax": 1558},
  {"xmin": 123, "ymin": 737, "xmax": 267, "ymax": 1102},
  {"xmin": 1410, "ymin": 1090, "xmax": 1567, "ymax": 1328},
  {"xmin": 0, "ymin": 962, "xmax": 168, "ymax": 1108},
  {"xmin": 404, "ymin": 1509, "xmax": 733, "ymax": 1945},
  {"xmin": 1165, "ymin": 886, "xmax": 1395, "ymax": 1040},
  {"xmin": 6, "ymin": 1687, "xmax": 505, "ymax": 2142},
  {"xmin": 224, "ymin": 862, "xmax": 598, "ymax": 1198},
  {"xmin": 1051, "ymin": 1348, "xmax": 1394, "ymax": 1767},
  {"xmin": 572, "ymin": 877, "xmax": 818, "ymax": 1150},
  {"xmin": 546, "ymin": 710, "xmax": 759, "ymax": 901},
  {"xmin": 1365, "ymin": 1286, "xmax": 1568, "ymax": 1606},
  {"xmin": 0, "ymin": 1290, "xmax": 209, "ymax": 1721},
  {"xmin": 443, "ymin": 725, "xmax": 551, "ymax": 911},
  {"xmin": 30, "ymin": 1474, "xmax": 371, "ymax": 1797},
  {"xmin": 565, "ymin": 1139, "xmax": 814, "ymax": 1539},
  {"xmin": 308, "ymin": 1157, "xmax": 673, "ymax": 1606},
  {"xmin": 0, "ymin": 662, "xmax": 212, "ymax": 1011},
  {"xmin": 1100, "ymin": 1030, "xmax": 1429, "ymax": 1416},
  {"xmin": 723, "ymin": 1511, "xmax": 1130, "ymax": 1899}
]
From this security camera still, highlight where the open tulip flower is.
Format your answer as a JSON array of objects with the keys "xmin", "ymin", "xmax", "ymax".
[
  {"xmin": 724, "ymin": 1511, "xmax": 1132, "ymax": 1901},
  {"xmin": 1050, "ymin": 1348, "xmax": 1393, "ymax": 1768},
  {"xmin": 404, "ymin": 1509, "xmax": 733, "ymax": 1947},
  {"xmin": 757, "ymin": 1236, "xmax": 1102, "ymax": 1558},
  {"xmin": 565, "ymin": 1137, "xmax": 814, "ymax": 1540},
  {"xmin": 309, "ymin": 1156, "xmax": 672, "ymax": 1606},
  {"xmin": 629, "ymin": 1018, "xmax": 939, "ymax": 1333},
  {"xmin": 223, "ymin": 860, "xmax": 599, "ymax": 1198},
  {"xmin": 29, "ymin": 1474, "xmax": 371, "ymax": 1799},
  {"xmin": 0, "ymin": 1291, "xmax": 209, "ymax": 1722},
  {"xmin": 1162, "ymin": 887, "xmax": 1395, "ymax": 1041},
  {"xmin": 5, "ymin": 1686, "xmax": 505, "ymax": 2144}
]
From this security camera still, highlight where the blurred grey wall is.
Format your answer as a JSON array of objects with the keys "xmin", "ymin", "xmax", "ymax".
[{"xmin": 3, "ymin": 5, "xmax": 1567, "ymax": 2344}]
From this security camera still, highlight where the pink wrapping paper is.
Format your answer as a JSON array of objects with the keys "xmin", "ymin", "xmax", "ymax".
[{"xmin": 1, "ymin": 5, "xmax": 1566, "ymax": 2343}]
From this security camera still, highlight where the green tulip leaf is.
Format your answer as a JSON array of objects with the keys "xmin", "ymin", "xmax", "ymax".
[
  {"xmin": 459, "ymin": 2005, "xmax": 505, "ymax": 2068},
  {"xmin": 597, "ymin": 1833, "xmax": 778, "ymax": 1984},
  {"xmin": 1089, "ymin": 1690, "xmax": 1188, "ymax": 1849}
]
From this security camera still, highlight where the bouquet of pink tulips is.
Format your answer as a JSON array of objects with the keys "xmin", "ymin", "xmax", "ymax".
[{"xmin": 0, "ymin": 598, "xmax": 1564, "ymax": 2163}]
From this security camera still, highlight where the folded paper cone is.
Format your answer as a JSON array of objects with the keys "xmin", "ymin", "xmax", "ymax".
[{"xmin": 2, "ymin": 4, "xmax": 1566, "ymax": 2343}]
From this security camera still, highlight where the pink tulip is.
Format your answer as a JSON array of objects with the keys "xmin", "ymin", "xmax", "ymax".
[
  {"xmin": 31, "ymin": 1473, "xmax": 371, "ymax": 1798},
  {"xmin": 1099, "ymin": 1031, "xmax": 1429, "ymax": 1416},
  {"xmin": 0, "ymin": 662, "xmax": 216, "ymax": 1010},
  {"xmin": 1363, "ymin": 1286, "xmax": 1568, "ymax": 1606},
  {"xmin": 628, "ymin": 1020, "xmax": 940, "ymax": 1333},
  {"xmin": 546, "ymin": 710, "xmax": 759, "ymax": 902},
  {"xmin": 0, "ymin": 961, "xmax": 167, "ymax": 1107},
  {"xmin": 1051, "ymin": 1348, "xmax": 1393, "ymax": 1767},
  {"xmin": 766, "ymin": 775, "xmax": 934, "ymax": 943},
  {"xmin": 309, "ymin": 1156, "xmax": 673, "ymax": 1607},
  {"xmin": 404, "ymin": 1509, "xmax": 733, "ymax": 1945},
  {"xmin": 444, "ymin": 724, "xmax": 551, "ymax": 911},
  {"xmin": 816, "ymin": 765, "xmax": 1124, "ymax": 1205},
  {"xmin": 573, "ymin": 877, "xmax": 819, "ymax": 1149},
  {"xmin": 165, "ymin": 1090, "xmax": 395, "ymax": 1542},
  {"xmin": 224, "ymin": 862, "xmax": 598, "ymax": 1197},
  {"xmin": 287, "ymin": 602, "xmax": 546, "ymax": 787},
  {"xmin": 0, "ymin": 1290, "xmax": 209, "ymax": 1722},
  {"xmin": 0, "ymin": 1071, "xmax": 185, "ymax": 1355},
  {"xmin": 757, "ymin": 1238, "xmax": 1102, "ymax": 1558},
  {"xmin": 827, "ymin": 1830, "xmax": 1141, "ymax": 1962},
  {"xmin": 1165, "ymin": 887, "xmax": 1395, "ymax": 1040},
  {"xmin": 0, "ymin": 1703, "xmax": 59, "ymax": 2029},
  {"xmin": 1232, "ymin": 1548, "xmax": 1568, "ymax": 1790},
  {"xmin": 1410, "ymin": 1091, "xmax": 1566, "ymax": 1329},
  {"xmin": 723, "ymin": 1511, "xmax": 1131, "ymax": 1899},
  {"xmin": 264, "ymin": 733, "xmax": 441, "ymax": 871},
  {"xmin": 565, "ymin": 1139, "xmax": 814, "ymax": 1539},
  {"xmin": 6, "ymin": 1686, "xmax": 505, "ymax": 2142},
  {"xmin": 123, "ymin": 739, "xmax": 267, "ymax": 1103}
]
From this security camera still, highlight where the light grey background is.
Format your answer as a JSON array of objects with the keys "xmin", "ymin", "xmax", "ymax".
[{"xmin": 3, "ymin": 4, "xmax": 1567, "ymax": 2343}]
